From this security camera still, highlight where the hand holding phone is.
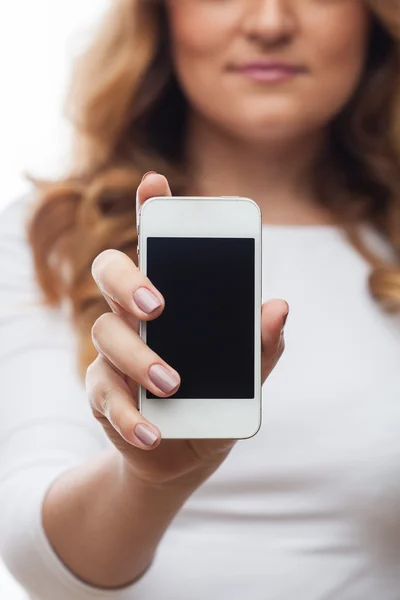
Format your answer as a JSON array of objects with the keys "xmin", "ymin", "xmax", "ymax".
[{"xmin": 88, "ymin": 173, "xmax": 288, "ymax": 485}]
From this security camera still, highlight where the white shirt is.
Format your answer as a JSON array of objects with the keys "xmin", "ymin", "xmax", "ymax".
[{"xmin": 0, "ymin": 195, "xmax": 400, "ymax": 600}]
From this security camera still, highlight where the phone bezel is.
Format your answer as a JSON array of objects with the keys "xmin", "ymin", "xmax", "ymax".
[{"xmin": 138, "ymin": 196, "xmax": 262, "ymax": 439}]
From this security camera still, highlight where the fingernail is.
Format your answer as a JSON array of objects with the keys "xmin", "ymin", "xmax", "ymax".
[
  {"xmin": 133, "ymin": 287, "xmax": 162, "ymax": 314},
  {"xmin": 281, "ymin": 310, "xmax": 289, "ymax": 335},
  {"xmin": 148, "ymin": 364, "xmax": 180, "ymax": 394},
  {"xmin": 134, "ymin": 423, "xmax": 159, "ymax": 447},
  {"xmin": 141, "ymin": 171, "xmax": 157, "ymax": 183}
]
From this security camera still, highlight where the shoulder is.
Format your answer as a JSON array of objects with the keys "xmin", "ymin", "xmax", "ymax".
[
  {"xmin": 0, "ymin": 192, "xmax": 36, "ymax": 236},
  {"xmin": 0, "ymin": 192, "xmax": 37, "ymax": 266},
  {"xmin": 359, "ymin": 222, "xmax": 398, "ymax": 265},
  {"xmin": 0, "ymin": 193, "xmax": 77, "ymax": 354},
  {"xmin": 0, "ymin": 192, "xmax": 44, "ymax": 310}
]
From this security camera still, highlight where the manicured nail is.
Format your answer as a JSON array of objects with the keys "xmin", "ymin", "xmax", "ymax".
[
  {"xmin": 148, "ymin": 364, "xmax": 180, "ymax": 394},
  {"xmin": 281, "ymin": 310, "xmax": 289, "ymax": 335},
  {"xmin": 133, "ymin": 287, "xmax": 161, "ymax": 314},
  {"xmin": 141, "ymin": 171, "xmax": 157, "ymax": 182},
  {"xmin": 134, "ymin": 423, "xmax": 158, "ymax": 447}
]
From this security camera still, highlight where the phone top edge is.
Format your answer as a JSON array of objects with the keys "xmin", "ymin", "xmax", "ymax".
[{"xmin": 139, "ymin": 196, "xmax": 262, "ymax": 219}]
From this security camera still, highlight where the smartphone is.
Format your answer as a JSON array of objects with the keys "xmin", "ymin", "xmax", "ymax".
[{"xmin": 137, "ymin": 196, "xmax": 262, "ymax": 439}]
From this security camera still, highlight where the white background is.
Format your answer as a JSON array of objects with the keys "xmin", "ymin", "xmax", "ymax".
[
  {"xmin": 0, "ymin": 0, "xmax": 109, "ymax": 213},
  {"xmin": 0, "ymin": 2, "xmax": 109, "ymax": 596}
]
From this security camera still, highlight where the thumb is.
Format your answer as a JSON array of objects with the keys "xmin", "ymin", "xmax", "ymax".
[{"xmin": 261, "ymin": 299, "xmax": 289, "ymax": 382}]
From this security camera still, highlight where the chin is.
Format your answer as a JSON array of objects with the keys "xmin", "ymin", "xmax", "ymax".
[
  {"xmin": 229, "ymin": 117, "xmax": 310, "ymax": 145},
  {"xmin": 219, "ymin": 100, "xmax": 308, "ymax": 139}
]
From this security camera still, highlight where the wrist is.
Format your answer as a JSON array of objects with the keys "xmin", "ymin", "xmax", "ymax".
[{"xmin": 115, "ymin": 450, "xmax": 212, "ymax": 499}]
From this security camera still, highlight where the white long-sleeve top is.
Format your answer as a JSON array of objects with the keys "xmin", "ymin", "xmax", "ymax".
[{"xmin": 0, "ymin": 195, "xmax": 400, "ymax": 600}]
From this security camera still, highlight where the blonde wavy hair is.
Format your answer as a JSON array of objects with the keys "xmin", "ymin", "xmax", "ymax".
[{"xmin": 27, "ymin": 0, "xmax": 400, "ymax": 380}]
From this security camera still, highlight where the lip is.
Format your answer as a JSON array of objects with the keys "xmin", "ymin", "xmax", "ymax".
[{"xmin": 230, "ymin": 60, "xmax": 306, "ymax": 83}]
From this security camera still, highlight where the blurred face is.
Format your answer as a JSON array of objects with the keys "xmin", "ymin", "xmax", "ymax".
[{"xmin": 165, "ymin": 0, "xmax": 371, "ymax": 143}]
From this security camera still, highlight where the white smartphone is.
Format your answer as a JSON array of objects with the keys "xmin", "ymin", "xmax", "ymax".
[{"xmin": 137, "ymin": 196, "xmax": 262, "ymax": 439}]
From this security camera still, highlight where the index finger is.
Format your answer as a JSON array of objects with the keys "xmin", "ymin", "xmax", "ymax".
[{"xmin": 91, "ymin": 249, "xmax": 165, "ymax": 322}]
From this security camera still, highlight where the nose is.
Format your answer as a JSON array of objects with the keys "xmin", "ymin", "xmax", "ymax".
[{"xmin": 242, "ymin": 0, "xmax": 297, "ymax": 48}]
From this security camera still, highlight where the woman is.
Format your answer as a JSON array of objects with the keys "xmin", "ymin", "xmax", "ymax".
[{"xmin": 0, "ymin": 0, "xmax": 400, "ymax": 598}]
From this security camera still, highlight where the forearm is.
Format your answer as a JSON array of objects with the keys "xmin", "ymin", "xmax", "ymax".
[{"xmin": 42, "ymin": 448, "xmax": 203, "ymax": 589}]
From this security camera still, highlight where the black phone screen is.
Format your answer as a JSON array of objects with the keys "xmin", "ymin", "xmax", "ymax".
[{"xmin": 145, "ymin": 237, "xmax": 255, "ymax": 399}]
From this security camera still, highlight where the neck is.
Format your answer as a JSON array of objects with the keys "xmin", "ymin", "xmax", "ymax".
[{"xmin": 185, "ymin": 111, "xmax": 338, "ymax": 226}]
